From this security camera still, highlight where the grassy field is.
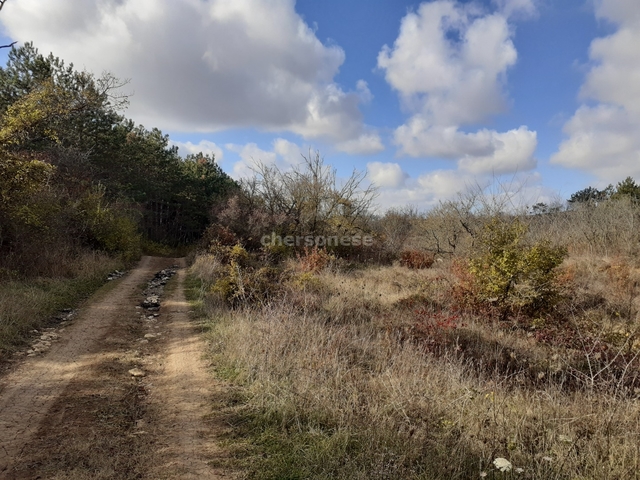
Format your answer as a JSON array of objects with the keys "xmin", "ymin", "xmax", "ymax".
[{"xmin": 189, "ymin": 236, "xmax": 640, "ymax": 479}]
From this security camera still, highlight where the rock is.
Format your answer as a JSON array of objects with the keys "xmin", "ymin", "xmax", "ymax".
[
  {"xmin": 107, "ymin": 270, "xmax": 126, "ymax": 281},
  {"xmin": 128, "ymin": 368, "xmax": 146, "ymax": 377},
  {"xmin": 144, "ymin": 333, "xmax": 160, "ymax": 339},
  {"xmin": 141, "ymin": 295, "xmax": 160, "ymax": 309}
]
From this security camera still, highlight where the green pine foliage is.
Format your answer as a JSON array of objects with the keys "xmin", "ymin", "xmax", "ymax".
[{"xmin": 0, "ymin": 43, "xmax": 237, "ymax": 275}]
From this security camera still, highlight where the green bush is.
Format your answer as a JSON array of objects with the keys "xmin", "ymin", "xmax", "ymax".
[
  {"xmin": 208, "ymin": 244, "xmax": 285, "ymax": 306},
  {"xmin": 77, "ymin": 186, "xmax": 141, "ymax": 261},
  {"xmin": 468, "ymin": 218, "xmax": 567, "ymax": 319}
]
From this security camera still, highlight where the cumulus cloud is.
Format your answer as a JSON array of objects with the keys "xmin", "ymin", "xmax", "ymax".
[
  {"xmin": 456, "ymin": 127, "xmax": 537, "ymax": 174},
  {"xmin": 171, "ymin": 139, "xmax": 224, "ymax": 161},
  {"xmin": 370, "ymin": 168, "xmax": 477, "ymax": 211},
  {"xmin": 372, "ymin": 169, "xmax": 556, "ymax": 213},
  {"xmin": 367, "ymin": 162, "xmax": 408, "ymax": 188},
  {"xmin": 0, "ymin": 0, "xmax": 381, "ymax": 149},
  {"xmin": 395, "ymin": 122, "xmax": 537, "ymax": 173},
  {"xmin": 551, "ymin": 0, "xmax": 640, "ymax": 180},
  {"xmin": 377, "ymin": 0, "xmax": 536, "ymax": 175},
  {"xmin": 226, "ymin": 138, "xmax": 304, "ymax": 179},
  {"xmin": 378, "ymin": 2, "xmax": 517, "ymax": 124},
  {"xmin": 336, "ymin": 133, "xmax": 385, "ymax": 155}
]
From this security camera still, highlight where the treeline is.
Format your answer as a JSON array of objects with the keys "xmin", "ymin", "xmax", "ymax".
[{"xmin": 0, "ymin": 43, "xmax": 236, "ymax": 276}]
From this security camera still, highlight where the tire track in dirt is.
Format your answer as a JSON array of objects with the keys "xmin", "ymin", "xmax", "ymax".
[
  {"xmin": 0, "ymin": 257, "xmax": 164, "ymax": 474},
  {"xmin": 145, "ymin": 260, "xmax": 231, "ymax": 479},
  {"xmin": 0, "ymin": 256, "xmax": 234, "ymax": 479}
]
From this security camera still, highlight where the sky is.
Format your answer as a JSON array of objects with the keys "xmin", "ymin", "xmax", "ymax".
[{"xmin": 1, "ymin": 0, "xmax": 639, "ymax": 212}]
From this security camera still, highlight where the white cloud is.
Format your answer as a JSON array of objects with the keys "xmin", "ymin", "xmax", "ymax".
[
  {"xmin": 356, "ymin": 80, "xmax": 373, "ymax": 104},
  {"xmin": 493, "ymin": 0, "xmax": 537, "ymax": 19},
  {"xmin": 226, "ymin": 138, "xmax": 305, "ymax": 179},
  {"xmin": 457, "ymin": 127, "xmax": 537, "ymax": 174},
  {"xmin": 594, "ymin": 0, "xmax": 640, "ymax": 24},
  {"xmin": 551, "ymin": 0, "xmax": 640, "ymax": 180},
  {"xmin": 394, "ymin": 122, "xmax": 536, "ymax": 171},
  {"xmin": 372, "ymin": 169, "xmax": 556, "ymax": 213},
  {"xmin": 377, "ymin": 0, "xmax": 536, "ymax": 175},
  {"xmin": 367, "ymin": 162, "xmax": 408, "ymax": 188},
  {"xmin": 273, "ymin": 138, "xmax": 305, "ymax": 166},
  {"xmin": 417, "ymin": 169, "xmax": 476, "ymax": 198},
  {"xmin": 336, "ymin": 133, "xmax": 385, "ymax": 155},
  {"xmin": 171, "ymin": 140, "xmax": 224, "ymax": 161},
  {"xmin": 551, "ymin": 105, "xmax": 640, "ymax": 180},
  {"xmin": 370, "ymin": 169, "xmax": 476, "ymax": 212},
  {"xmin": 378, "ymin": 1, "xmax": 517, "ymax": 125},
  {"xmin": 0, "ymin": 0, "xmax": 379, "ymax": 148}
]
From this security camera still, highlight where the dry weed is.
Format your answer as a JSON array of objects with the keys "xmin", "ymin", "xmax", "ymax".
[{"xmin": 194, "ymin": 254, "xmax": 640, "ymax": 479}]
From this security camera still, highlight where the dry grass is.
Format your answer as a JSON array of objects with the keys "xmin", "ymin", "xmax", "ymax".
[
  {"xmin": 0, "ymin": 251, "xmax": 123, "ymax": 357},
  {"xmin": 191, "ymin": 249, "xmax": 640, "ymax": 479}
]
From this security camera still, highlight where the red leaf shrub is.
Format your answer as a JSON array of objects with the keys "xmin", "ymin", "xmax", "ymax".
[{"xmin": 400, "ymin": 250, "xmax": 434, "ymax": 269}]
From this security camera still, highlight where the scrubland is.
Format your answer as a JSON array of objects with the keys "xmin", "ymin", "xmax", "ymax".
[{"xmin": 189, "ymin": 196, "xmax": 640, "ymax": 480}]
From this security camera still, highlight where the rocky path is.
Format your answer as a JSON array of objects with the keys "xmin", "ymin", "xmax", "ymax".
[{"xmin": 0, "ymin": 256, "xmax": 231, "ymax": 479}]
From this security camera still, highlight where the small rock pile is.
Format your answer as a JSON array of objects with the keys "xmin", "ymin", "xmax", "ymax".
[
  {"xmin": 26, "ymin": 330, "xmax": 60, "ymax": 356},
  {"xmin": 133, "ymin": 267, "xmax": 178, "ymax": 350},
  {"xmin": 140, "ymin": 268, "xmax": 177, "ymax": 311},
  {"xmin": 107, "ymin": 270, "xmax": 126, "ymax": 281},
  {"xmin": 20, "ymin": 309, "xmax": 74, "ymax": 357}
]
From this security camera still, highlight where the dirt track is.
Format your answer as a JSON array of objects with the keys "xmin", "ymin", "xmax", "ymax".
[{"xmin": 0, "ymin": 256, "xmax": 230, "ymax": 479}]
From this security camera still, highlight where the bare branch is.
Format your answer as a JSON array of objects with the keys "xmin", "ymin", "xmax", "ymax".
[{"xmin": 0, "ymin": 1, "xmax": 17, "ymax": 49}]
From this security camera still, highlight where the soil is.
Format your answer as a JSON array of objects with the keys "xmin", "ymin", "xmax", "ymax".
[{"xmin": 0, "ymin": 256, "xmax": 234, "ymax": 479}]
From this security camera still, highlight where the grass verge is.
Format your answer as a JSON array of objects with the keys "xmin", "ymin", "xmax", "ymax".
[{"xmin": 0, "ymin": 251, "xmax": 124, "ymax": 358}]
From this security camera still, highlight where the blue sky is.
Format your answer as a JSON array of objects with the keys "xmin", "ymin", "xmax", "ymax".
[{"xmin": 2, "ymin": 0, "xmax": 639, "ymax": 211}]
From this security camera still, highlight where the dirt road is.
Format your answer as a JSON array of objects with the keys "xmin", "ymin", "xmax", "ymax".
[{"xmin": 0, "ymin": 256, "xmax": 230, "ymax": 479}]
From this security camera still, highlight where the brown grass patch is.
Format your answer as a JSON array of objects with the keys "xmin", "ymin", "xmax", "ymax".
[{"xmin": 193, "ymin": 250, "xmax": 640, "ymax": 479}]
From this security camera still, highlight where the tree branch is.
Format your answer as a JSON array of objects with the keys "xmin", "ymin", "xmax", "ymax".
[{"xmin": 0, "ymin": 0, "xmax": 15, "ymax": 49}]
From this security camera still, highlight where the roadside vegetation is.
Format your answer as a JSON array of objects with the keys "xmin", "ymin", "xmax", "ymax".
[
  {"xmin": 190, "ymin": 170, "xmax": 640, "ymax": 479},
  {"xmin": 0, "ymin": 43, "xmax": 235, "ymax": 356},
  {"xmin": 3, "ymin": 35, "xmax": 640, "ymax": 480}
]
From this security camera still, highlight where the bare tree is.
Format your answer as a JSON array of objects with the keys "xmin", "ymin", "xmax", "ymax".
[{"xmin": 250, "ymin": 150, "xmax": 378, "ymax": 238}]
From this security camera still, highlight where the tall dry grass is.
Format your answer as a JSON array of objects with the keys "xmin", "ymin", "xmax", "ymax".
[{"xmin": 190, "ymin": 251, "xmax": 640, "ymax": 479}]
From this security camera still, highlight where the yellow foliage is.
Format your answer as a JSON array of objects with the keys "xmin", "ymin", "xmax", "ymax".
[
  {"xmin": 468, "ymin": 218, "xmax": 567, "ymax": 316},
  {"xmin": 0, "ymin": 81, "xmax": 72, "ymax": 147},
  {"xmin": 0, "ymin": 154, "xmax": 55, "ymax": 204}
]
